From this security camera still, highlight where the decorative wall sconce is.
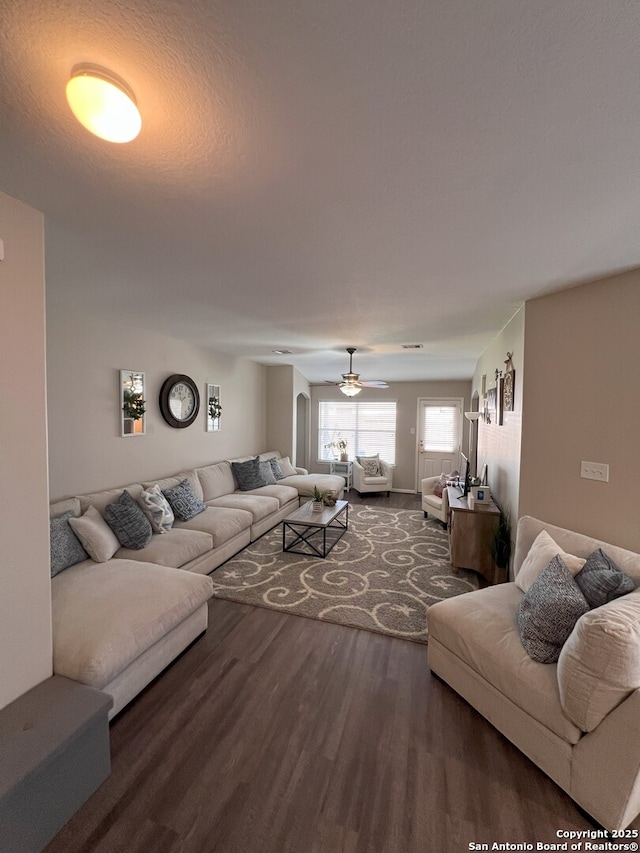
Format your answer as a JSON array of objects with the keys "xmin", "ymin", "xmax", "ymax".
[
  {"xmin": 206, "ymin": 384, "xmax": 222, "ymax": 432},
  {"xmin": 121, "ymin": 370, "xmax": 146, "ymax": 436}
]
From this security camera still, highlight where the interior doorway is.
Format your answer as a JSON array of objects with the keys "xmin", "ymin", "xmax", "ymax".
[{"xmin": 295, "ymin": 393, "xmax": 309, "ymax": 469}]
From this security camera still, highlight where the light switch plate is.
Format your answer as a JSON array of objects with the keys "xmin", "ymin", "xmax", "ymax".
[{"xmin": 580, "ymin": 461, "xmax": 609, "ymax": 482}]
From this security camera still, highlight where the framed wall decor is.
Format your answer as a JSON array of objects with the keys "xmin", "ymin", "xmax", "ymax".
[
  {"xmin": 120, "ymin": 370, "xmax": 146, "ymax": 436},
  {"xmin": 503, "ymin": 352, "xmax": 515, "ymax": 412},
  {"xmin": 496, "ymin": 376, "xmax": 504, "ymax": 426},
  {"xmin": 206, "ymin": 384, "xmax": 222, "ymax": 432},
  {"xmin": 485, "ymin": 386, "xmax": 497, "ymax": 424}
]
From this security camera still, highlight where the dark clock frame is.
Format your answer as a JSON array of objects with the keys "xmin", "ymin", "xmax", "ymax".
[{"xmin": 159, "ymin": 374, "xmax": 200, "ymax": 429}]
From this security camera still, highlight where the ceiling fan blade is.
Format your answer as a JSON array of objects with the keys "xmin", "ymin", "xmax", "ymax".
[{"xmin": 359, "ymin": 380, "xmax": 389, "ymax": 388}]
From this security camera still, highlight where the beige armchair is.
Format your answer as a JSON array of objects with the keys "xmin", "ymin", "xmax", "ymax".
[
  {"xmin": 421, "ymin": 476, "xmax": 449, "ymax": 526},
  {"xmin": 352, "ymin": 457, "xmax": 393, "ymax": 496}
]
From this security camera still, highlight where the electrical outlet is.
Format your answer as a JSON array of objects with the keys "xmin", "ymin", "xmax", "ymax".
[{"xmin": 580, "ymin": 461, "xmax": 609, "ymax": 482}]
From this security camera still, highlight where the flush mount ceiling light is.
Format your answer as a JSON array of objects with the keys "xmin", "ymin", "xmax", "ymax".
[{"xmin": 65, "ymin": 64, "xmax": 141, "ymax": 143}]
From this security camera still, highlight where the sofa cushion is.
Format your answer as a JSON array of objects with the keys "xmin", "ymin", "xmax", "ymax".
[
  {"xmin": 269, "ymin": 457, "xmax": 285, "ymax": 480},
  {"xmin": 69, "ymin": 505, "xmax": 120, "ymax": 563},
  {"xmin": 242, "ymin": 484, "xmax": 299, "ymax": 507},
  {"xmin": 104, "ymin": 490, "xmax": 153, "ymax": 550},
  {"xmin": 174, "ymin": 505, "xmax": 253, "ymax": 548},
  {"xmin": 259, "ymin": 460, "xmax": 277, "ymax": 485},
  {"xmin": 115, "ymin": 528, "xmax": 213, "ymax": 568},
  {"xmin": 427, "ymin": 583, "xmax": 583, "ymax": 743},
  {"xmin": 232, "ymin": 457, "xmax": 266, "ymax": 491},
  {"xmin": 196, "ymin": 461, "xmax": 236, "ymax": 501},
  {"xmin": 517, "ymin": 555, "xmax": 590, "ymax": 664},
  {"xmin": 78, "ymin": 483, "xmax": 144, "ymax": 515},
  {"xmin": 278, "ymin": 473, "xmax": 344, "ymax": 497},
  {"xmin": 574, "ymin": 548, "xmax": 635, "ymax": 609},
  {"xmin": 209, "ymin": 493, "xmax": 280, "ymax": 523},
  {"xmin": 277, "ymin": 456, "xmax": 297, "ymax": 477},
  {"xmin": 49, "ymin": 497, "xmax": 81, "ymax": 519},
  {"xmin": 163, "ymin": 479, "xmax": 207, "ymax": 521},
  {"xmin": 50, "ymin": 510, "xmax": 88, "ymax": 577},
  {"xmin": 515, "ymin": 530, "xmax": 586, "ymax": 593},
  {"xmin": 138, "ymin": 484, "xmax": 175, "ymax": 534},
  {"xmin": 52, "ymin": 559, "xmax": 213, "ymax": 689},
  {"xmin": 558, "ymin": 589, "xmax": 640, "ymax": 733}
]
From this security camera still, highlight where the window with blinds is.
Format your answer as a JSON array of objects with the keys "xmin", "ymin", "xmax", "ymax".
[
  {"xmin": 318, "ymin": 401, "xmax": 397, "ymax": 463},
  {"xmin": 421, "ymin": 404, "xmax": 460, "ymax": 453}
]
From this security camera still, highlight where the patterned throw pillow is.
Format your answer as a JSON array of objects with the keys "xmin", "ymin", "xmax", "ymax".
[
  {"xmin": 258, "ymin": 460, "xmax": 277, "ymax": 485},
  {"xmin": 269, "ymin": 457, "xmax": 285, "ymax": 480},
  {"xmin": 434, "ymin": 474, "xmax": 448, "ymax": 498},
  {"xmin": 232, "ymin": 457, "xmax": 267, "ymax": 491},
  {"xmin": 138, "ymin": 484, "xmax": 175, "ymax": 533},
  {"xmin": 104, "ymin": 490, "xmax": 153, "ymax": 550},
  {"xmin": 163, "ymin": 479, "xmax": 207, "ymax": 521},
  {"xmin": 50, "ymin": 510, "xmax": 88, "ymax": 577},
  {"xmin": 575, "ymin": 548, "xmax": 635, "ymax": 609},
  {"xmin": 517, "ymin": 555, "xmax": 590, "ymax": 663},
  {"xmin": 359, "ymin": 457, "xmax": 381, "ymax": 476}
]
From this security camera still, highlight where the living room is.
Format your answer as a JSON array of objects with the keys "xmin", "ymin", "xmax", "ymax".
[{"xmin": 2, "ymin": 1, "xmax": 640, "ymax": 851}]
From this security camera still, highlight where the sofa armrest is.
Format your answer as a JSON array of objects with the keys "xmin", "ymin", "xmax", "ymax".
[
  {"xmin": 294, "ymin": 466, "xmax": 308, "ymax": 475},
  {"xmin": 352, "ymin": 459, "xmax": 365, "ymax": 490}
]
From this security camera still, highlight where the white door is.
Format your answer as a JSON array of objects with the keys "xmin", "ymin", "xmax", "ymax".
[{"xmin": 417, "ymin": 398, "xmax": 463, "ymax": 488}]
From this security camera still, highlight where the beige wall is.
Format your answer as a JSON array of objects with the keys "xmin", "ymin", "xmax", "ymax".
[
  {"xmin": 519, "ymin": 271, "xmax": 640, "ymax": 551},
  {"xmin": 266, "ymin": 364, "xmax": 310, "ymax": 465},
  {"xmin": 47, "ymin": 303, "xmax": 267, "ymax": 498},
  {"xmin": 310, "ymin": 380, "xmax": 472, "ymax": 492},
  {"xmin": 0, "ymin": 191, "xmax": 52, "ymax": 710},
  {"xmin": 472, "ymin": 306, "xmax": 525, "ymax": 523}
]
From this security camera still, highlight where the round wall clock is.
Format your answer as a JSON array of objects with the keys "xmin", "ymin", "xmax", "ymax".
[{"xmin": 159, "ymin": 374, "xmax": 200, "ymax": 428}]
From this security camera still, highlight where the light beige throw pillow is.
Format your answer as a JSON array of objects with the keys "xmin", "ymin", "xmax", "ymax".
[
  {"xmin": 515, "ymin": 530, "xmax": 585, "ymax": 592},
  {"xmin": 558, "ymin": 589, "xmax": 640, "ymax": 732},
  {"xmin": 278, "ymin": 456, "xmax": 297, "ymax": 477},
  {"xmin": 69, "ymin": 505, "xmax": 120, "ymax": 562}
]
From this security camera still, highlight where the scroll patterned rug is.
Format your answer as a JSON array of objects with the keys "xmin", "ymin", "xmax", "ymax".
[{"xmin": 210, "ymin": 505, "xmax": 478, "ymax": 643}]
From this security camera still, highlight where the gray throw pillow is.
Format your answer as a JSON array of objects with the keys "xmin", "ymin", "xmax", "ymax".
[
  {"xmin": 575, "ymin": 548, "xmax": 635, "ymax": 609},
  {"xmin": 162, "ymin": 479, "xmax": 207, "ymax": 521},
  {"xmin": 104, "ymin": 490, "xmax": 153, "ymax": 550},
  {"xmin": 259, "ymin": 460, "xmax": 277, "ymax": 485},
  {"xmin": 269, "ymin": 457, "xmax": 285, "ymax": 480},
  {"xmin": 517, "ymin": 555, "xmax": 590, "ymax": 664},
  {"xmin": 50, "ymin": 510, "xmax": 88, "ymax": 577},
  {"xmin": 232, "ymin": 457, "xmax": 267, "ymax": 491}
]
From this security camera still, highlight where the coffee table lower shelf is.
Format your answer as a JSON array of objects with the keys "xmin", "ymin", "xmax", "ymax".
[{"xmin": 282, "ymin": 500, "xmax": 349, "ymax": 558}]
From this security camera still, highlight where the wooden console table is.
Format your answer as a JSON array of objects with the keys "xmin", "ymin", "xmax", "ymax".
[{"xmin": 446, "ymin": 486, "xmax": 504, "ymax": 584}]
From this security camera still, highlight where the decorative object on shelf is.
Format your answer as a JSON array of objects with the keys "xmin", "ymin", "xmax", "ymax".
[
  {"xmin": 206, "ymin": 383, "xmax": 221, "ymax": 432},
  {"xmin": 120, "ymin": 370, "xmax": 146, "ymax": 437},
  {"xmin": 159, "ymin": 374, "xmax": 200, "ymax": 429},
  {"xmin": 503, "ymin": 352, "xmax": 515, "ymax": 412},
  {"xmin": 325, "ymin": 436, "xmax": 348, "ymax": 460},
  {"xmin": 311, "ymin": 486, "xmax": 333, "ymax": 512}
]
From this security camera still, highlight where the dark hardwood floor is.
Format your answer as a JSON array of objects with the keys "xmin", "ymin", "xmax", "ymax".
[{"xmin": 44, "ymin": 491, "xmax": 636, "ymax": 853}]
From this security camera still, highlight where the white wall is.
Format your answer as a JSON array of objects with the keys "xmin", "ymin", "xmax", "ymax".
[
  {"xmin": 472, "ymin": 306, "xmax": 525, "ymax": 523},
  {"xmin": 0, "ymin": 191, "xmax": 52, "ymax": 710},
  {"xmin": 47, "ymin": 303, "xmax": 267, "ymax": 498},
  {"xmin": 310, "ymin": 380, "xmax": 472, "ymax": 492},
  {"xmin": 520, "ymin": 271, "xmax": 640, "ymax": 551}
]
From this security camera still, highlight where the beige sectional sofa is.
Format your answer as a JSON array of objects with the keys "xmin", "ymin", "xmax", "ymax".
[
  {"xmin": 427, "ymin": 515, "xmax": 640, "ymax": 831},
  {"xmin": 50, "ymin": 453, "xmax": 345, "ymax": 718}
]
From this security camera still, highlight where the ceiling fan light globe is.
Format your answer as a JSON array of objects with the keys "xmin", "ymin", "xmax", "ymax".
[{"xmin": 340, "ymin": 383, "xmax": 361, "ymax": 397}]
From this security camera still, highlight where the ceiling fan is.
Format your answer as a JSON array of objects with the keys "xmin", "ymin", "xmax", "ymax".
[{"xmin": 326, "ymin": 348, "xmax": 389, "ymax": 397}]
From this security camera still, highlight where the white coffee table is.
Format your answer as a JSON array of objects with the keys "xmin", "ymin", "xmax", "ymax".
[{"xmin": 282, "ymin": 500, "xmax": 349, "ymax": 558}]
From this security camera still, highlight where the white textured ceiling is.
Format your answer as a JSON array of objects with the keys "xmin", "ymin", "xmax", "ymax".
[{"xmin": 1, "ymin": 0, "xmax": 639, "ymax": 383}]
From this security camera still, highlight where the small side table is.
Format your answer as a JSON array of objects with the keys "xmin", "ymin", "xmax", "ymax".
[{"xmin": 329, "ymin": 460, "xmax": 353, "ymax": 491}]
